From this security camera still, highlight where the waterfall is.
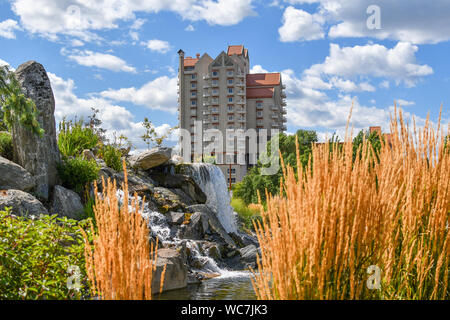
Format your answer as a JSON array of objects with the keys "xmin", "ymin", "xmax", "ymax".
[{"xmin": 183, "ymin": 163, "xmax": 238, "ymax": 234}]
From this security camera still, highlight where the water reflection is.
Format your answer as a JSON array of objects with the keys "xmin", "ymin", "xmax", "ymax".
[{"xmin": 157, "ymin": 272, "xmax": 257, "ymax": 300}]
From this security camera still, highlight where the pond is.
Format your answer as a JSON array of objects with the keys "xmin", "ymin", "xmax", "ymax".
[{"xmin": 157, "ymin": 271, "xmax": 257, "ymax": 300}]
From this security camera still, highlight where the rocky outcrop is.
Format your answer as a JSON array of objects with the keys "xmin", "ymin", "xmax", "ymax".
[
  {"xmin": 149, "ymin": 172, "xmax": 206, "ymax": 204},
  {"xmin": 0, "ymin": 156, "xmax": 35, "ymax": 191},
  {"xmin": 167, "ymin": 211, "xmax": 185, "ymax": 225},
  {"xmin": 0, "ymin": 189, "xmax": 48, "ymax": 217},
  {"xmin": 50, "ymin": 185, "xmax": 84, "ymax": 220},
  {"xmin": 12, "ymin": 61, "xmax": 61, "ymax": 201},
  {"xmin": 239, "ymin": 245, "xmax": 260, "ymax": 269},
  {"xmin": 129, "ymin": 147, "xmax": 172, "ymax": 170},
  {"xmin": 152, "ymin": 248, "xmax": 188, "ymax": 294}
]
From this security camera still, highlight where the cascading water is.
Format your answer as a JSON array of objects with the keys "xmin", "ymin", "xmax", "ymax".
[{"xmin": 183, "ymin": 163, "xmax": 238, "ymax": 234}]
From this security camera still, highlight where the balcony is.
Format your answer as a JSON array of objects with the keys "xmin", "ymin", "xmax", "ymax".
[
  {"xmin": 281, "ymin": 92, "xmax": 287, "ymax": 98},
  {"xmin": 281, "ymin": 84, "xmax": 286, "ymax": 90},
  {"xmin": 203, "ymin": 84, "xmax": 211, "ymax": 89},
  {"xmin": 236, "ymin": 82, "xmax": 246, "ymax": 87},
  {"xmin": 281, "ymin": 125, "xmax": 287, "ymax": 131},
  {"xmin": 237, "ymin": 100, "xmax": 246, "ymax": 105},
  {"xmin": 282, "ymin": 108, "xmax": 287, "ymax": 115},
  {"xmin": 203, "ymin": 101, "xmax": 210, "ymax": 107},
  {"xmin": 271, "ymin": 114, "xmax": 278, "ymax": 119},
  {"xmin": 237, "ymin": 108, "xmax": 246, "ymax": 114},
  {"xmin": 203, "ymin": 93, "xmax": 210, "ymax": 98},
  {"xmin": 203, "ymin": 75, "xmax": 210, "ymax": 80},
  {"xmin": 282, "ymin": 116, "xmax": 287, "ymax": 122},
  {"xmin": 238, "ymin": 118, "xmax": 246, "ymax": 123},
  {"xmin": 272, "ymin": 123, "xmax": 279, "ymax": 129},
  {"xmin": 271, "ymin": 105, "xmax": 278, "ymax": 111},
  {"xmin": 203, "ymin": 110, "xmax": 210, "ymax": 116},
  {"xmin": 237, "ymin": 73, "xmax": 245, "ymax": 78},
  {"xmin": 281, "ymin": 100, "xmax": 287, "ymax": 106},
  {"xmin": 211, "ymin": 82, "xmax": 219, "ymax": 88}
]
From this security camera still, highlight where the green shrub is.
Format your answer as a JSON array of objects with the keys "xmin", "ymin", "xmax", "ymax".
[
  {"xmin": 99, "ymin": 144, "xmax": 123, "ymax": 172},
  {"xmin": 0, "ymin": 131, "xmax": 13, "ymax": 160},
  {"xmin": 231, "ymin": 197, "xmax": 262, "ymax": 232},
  {"xmin": 0, "ymin": 208, "xmax": 92, "ymax": 300},
  {"xmin": 58, "ymin": 118, "xmax": 99, "ymax": 158},
  {"xmin": 57, "ymin": 157, "xmax": 99, "ymax": 193}
]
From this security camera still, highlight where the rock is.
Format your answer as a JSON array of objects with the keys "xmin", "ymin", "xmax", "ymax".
[
  {"xmin": 0, "ymin": 189, "xmax": 48, "ymax": 217},
  {"xmin": 129, "ymin": 147, "xmax": 172, "ymax": 170},
  {"xmin": 152, "ymin": 248, "xmax": 187, "ymax": 294},
  {"xmin": 187, "ymin": 204, "xmax": 237, "ymax": 249},
  {"xmin": 153, "ymin": 187, "xmax": 192, "ymax": 212},
  {"xmin": 168, "ymin": 211, "xmax": 185, "ymax": 225},
  {"xmin": 171, "ymin": 155, "xmax": 184, "ymax": 165},
  {"xmin": 0, "ymin": 156, "xmax": 35, "ymax": 191},
  {"xmin": 82, "ymin": 149, "xmax": 95, "ymax": 161},
  {"xmin": 50, "ymin": 185, "xmax": 84, "ymax": 220},
  {"xmin": 149, "ymin": 173, "xmax": 206, "ymax": 204},
  {"xmin": 183, "ymin": 212, "xmax": 204, "ymax": 240},
  {"xmin": 239, "ymin": 245, "xmax": 260, "ymax": 268},
  {"xmin": 11, "ymin": 61, "xmax": 61, "ymax": 200}
]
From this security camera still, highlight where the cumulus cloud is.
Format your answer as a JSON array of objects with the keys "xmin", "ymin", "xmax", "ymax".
[
  {"xmin": 0, "ymin": 19, "xmax": 21, "ymax": 39},
  {"xmin": 142, "ymin": 39, "xmax": 172, "ymax": 54},
  {"xmin": 279, "ymin": 6, "xmax": 324, "ymax": 42},
  {"xmin": 11, "ymin": 0, "xmax": 255, "ymax": 41},
  {"xmin": 282, "ymin": 0, "xmax": 450, "ymax": 44},
  {"xmin": 305, "ymin": 42, "xmax": 433, "ymax": 87},
  {"xmin": 99, "ymin": 76, "xmax": 178, "ymax": 113},
  {"xmin": 63, "ymin": 49, "xmax": 137, "ymax": 73},
  {"xmin": 185, "ymin": 24, "xmax": 195, "ymax": 32}
]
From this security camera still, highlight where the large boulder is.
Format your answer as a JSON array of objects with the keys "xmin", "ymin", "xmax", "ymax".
[
  {"xmin": 150, "ymin": 172, "xmax": 206, "ymax": 204},
  {"xmin": 50, "ymin": 185, "xmax": 84, "ymax": 220},
  {"xmin": 129, "ymin": 147, "xmax": 172, "ymax": 170},
  {"xmin": 239, "ymin": 245, "xmax": 260, "ymax": 268},
  {"xmin": 152, "ymin": 248, "xmax": 188, "ymax": 294},
  {"xmin": 0, "ymin": 189, "xmax": 48, "ymax": 217},
  {"xmin": 12, "ymin": 61, "xmax": 61, "ymax": 200},
  {"xmin": 0, "ymin": 156, "xmax": 35, "ymax": 191}
]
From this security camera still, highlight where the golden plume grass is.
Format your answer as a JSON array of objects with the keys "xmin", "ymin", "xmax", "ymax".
[
  {"xmin": 81, "ymin": 161, "xmax": 163, "ymax": 300},
  {"xmin": 252, "ymin": 107, "xmax": 449, "ymax": 300}
]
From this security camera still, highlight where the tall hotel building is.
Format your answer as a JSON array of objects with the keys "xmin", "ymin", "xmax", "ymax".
[{"xmin": 177, "ymin": 45, "xmax": 287, "ymax": 185}]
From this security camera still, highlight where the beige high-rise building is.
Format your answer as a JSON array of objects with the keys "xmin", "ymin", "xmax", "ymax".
[{"xmin": 177, "ymin": 45, "xmax": 287, "ymax": 185}]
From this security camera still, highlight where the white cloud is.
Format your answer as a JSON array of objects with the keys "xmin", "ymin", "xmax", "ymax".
[
  {"xmin": 63, "ymin": 49, "xmax": 137, "ymax": 73},
  {"xmin": 0, "ymin": 59, "xmax": 11, "ymax": 67},
  {"xmin": 142, "ymin": 39, "xmax": 171, "ymax": 54},
  {"xmin": 11, "ymin": 0, "xmax": 255, "ymax": 41},
  {"xmin": 0, "ymin": 19, "xmax": 21, "ymax": 39},
  {"xmin": 305, "ymin": 42, "xmax": 433, "ymax": 87},
  {"xmin": 99, "ymin": 76, "xmax": 178, "ymax": 113},
  {"xmin": 396, "ymin": 99, "xmax": 415, "ymax": 107},
  {"xmin": 279, "ymin": 6, "xmax": 324, "ymax": 42},
  {"xmin": 185, "ymin": 24, "xmax": 195, "ymax": 32},
  {"xmin": 282, "ymin": 0, "xmax": 450, "ymax": 44}
]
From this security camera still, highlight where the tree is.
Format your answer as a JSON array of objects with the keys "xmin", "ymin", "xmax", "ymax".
[
  {"xmin": 352, "ymin": 129, "xmax": 382, "ymax": 164},
  {"xmin": 0, "ymin": 65, "xmax": 43, "ymax": 136},
  {"xmin": 234, "ymin": 129, "xmax": 318, "ymax": 205},
  {"xmin": 141, "ymin": 117, "xmax": 178, "ymax": 149}
]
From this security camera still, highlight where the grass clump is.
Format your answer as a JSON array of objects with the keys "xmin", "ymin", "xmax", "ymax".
[
  {"xmin": 58, "ymin": 118, "xmax": 99, "ymax": 158},
  {"xmin": 81, "ymin": 161, "xmax": 164, "ymax": 300},
  {"xmin": 231, "ymin": 197, "xmax": 261, "ymax": 232},
  {"xmin": 252, "ymin": 107, "xmax": 449, "ymax": 300},
  {"xmin": 0, "ymin": 208, "xmax": 91, "ymax": 300},
  {"xmin": 0, "ymin": 131, "xmax": 13, "ymax": 160},
  {"xmin": 98, "ymin": 144, "xmax": 123, "ymax": 172}
]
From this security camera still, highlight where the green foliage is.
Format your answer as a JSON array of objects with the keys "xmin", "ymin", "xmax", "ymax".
[
  {"xmin": 0, "ymin": 208, "xmax": 91, "ymax": 300},
  {"xmin": 234, "ymin": 130, "xmax": 318, "ymax": 205},
  {"xmin": 352, "ymin": 129, "xmax": 382, "ymax": 164},
  {"xmin": 231, "ymin": 197, "xmax": 261, "ymax": 231},
  {"xmin": 58, "ymin": 118, "xmax": 99, "ymax": 158},
  {"xmin": 57, "ymin": 157, "xmax": 99, "ymax": 193},
  {"xmin": 0, "ymin": 131, "xmax": 13, "ymax": 160},
  {"xmin": 0, "ymin": 65, "xmax": 44, "ymax": 136},
  {"xmin": 141, "ymin": 117, "xmax": 178, "ymax": 149},
  {"xmin": 98, "ymin": 144, "xmax": 123, "ymax": 172}
]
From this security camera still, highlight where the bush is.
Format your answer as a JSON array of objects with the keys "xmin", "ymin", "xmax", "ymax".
[
  {"xmin": 98, "ymin": 144, "xmax": 123, "ymax": 172},
  {"xmin": 58, "ymin": 118, "xmax": 99, "ymax": 158},
  {"xmin": 58, "ymin": 157, "xmax": 99, "ymax": 193},
  {"xmin": 0, "ymin": 131, "xmax": 13, "ymax": 160},
  {"xmin": 0, "ymin": 208, "xmax": 91, "ymax": 299},
  {"xmin": 231, "ymin": 197, "xmax": 261, "ymax": 231}
]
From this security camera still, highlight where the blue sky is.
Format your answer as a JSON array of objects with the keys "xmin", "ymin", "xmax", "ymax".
[{"xmin": 1, "ymin": 0, "xmax": 449, "ymax": 149}]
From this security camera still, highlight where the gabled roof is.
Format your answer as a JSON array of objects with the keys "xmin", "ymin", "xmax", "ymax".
[
  {"xmin": 184, "ymin": 57, "xmax": 199, "ymax": 67},
  {"xmin": 247, "ymin": 87, "xmax": 274, "ymax": 99},
  {"xmin": 247, "ymin": 73, "xmax": 281, "ymax": 87},
  {"xmin": 227, "ymin": 45, "xmax": 244, "ymax": 56}
]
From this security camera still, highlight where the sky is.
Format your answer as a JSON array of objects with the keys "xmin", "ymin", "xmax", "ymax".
[{"xmin": 1, "ymin": 0, "xmax": 449, "ymax": 150}]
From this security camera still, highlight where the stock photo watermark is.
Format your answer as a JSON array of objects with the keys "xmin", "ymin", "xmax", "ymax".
[{"xmin": 367, "ymin": 5, "xmax": 382, "ymax": 30}]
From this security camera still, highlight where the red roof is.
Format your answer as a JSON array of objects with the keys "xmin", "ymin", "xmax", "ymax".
[
  {"xmin": 227, "ymin": 45, "xmax": 244, "ymax": 56},
  {"xmin": 184, "ymin": 57, "xmax": 199, "ymax": 67},
  {"xmin": 247, "ymin": 73, "xmax": 281, "ymax": 87},
  {"xmin": 247, "ymin": 87, "xmax": 274, "ymax": 99}
]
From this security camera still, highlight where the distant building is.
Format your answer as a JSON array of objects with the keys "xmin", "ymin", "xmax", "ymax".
[{"xmin": 177, "ymin": 45, "xmax": 287, "ymax": 185}]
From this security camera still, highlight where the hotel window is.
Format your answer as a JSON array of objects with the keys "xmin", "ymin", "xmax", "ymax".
[
  {"xmin": 228, "ymin": 88, "xmax": 234, "ymax": 94},
  {"xmin": 257, "ymin": 111, "xmax": 263, "ymax": 117},
  {"xmin": 191, "ymin": 82, "xmax": 197, "ymax": 89},
  {"xmin": 257, "ymin": 102, "xmax": 263, "ymax": 108},
  {"xmin": 228, "ymin": 125, "xmax": 235, "ymax": 130},
  {"xmin": 212, "ymin": 71, "xmax": 219, "ymax": 77},
  {"xmin": 228, "ymin": 115, "xmax": 234, "ymax": 121},
  {"xmin": 228, "ymin": 178, "xmax": 236, "ymax": 184},
  {"xmin": 191, "ymin": 91, "xmax": 197, "ymax": 97},
  {"xmin": 191, "ymin": 100, "xmax": 197, "ymax": 106},
  {"xmin": 212, "ymin": 79, "xmax": 219, "ymax": 86},
  {"xmin": 227, "ymin": 168, "xmax": 236, "ymax": 174},
  {"xmin": 212, "ymin": 89, "xmax": 219, "ymax": 95},
  {"xmin": 191, "ymin": 74, "xmax": 197, "ymax": 80},
  {"xmin": 228, "ymin": 105, "xmax": 234, "ymax": 112},
  {"xmin": 228, "ymin": 79, "xmax": 234, "ymax": 85},
  {"xmin": 228, "ymin": 97, "xmax": 234, "ymax": 103},
  {"xmin": 213, "ymin": 125, "xmax": 219, "ymax": 130},
  {"xmin": 227, "ymin": 70, "xmax": 234, "ymax": 77},
  {"xmin": 213, "ymin": 115, "xmax": 219, "ymax": 121}
]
